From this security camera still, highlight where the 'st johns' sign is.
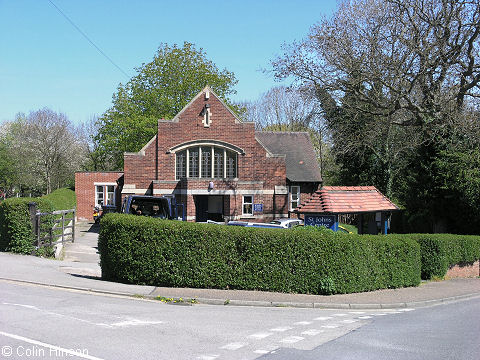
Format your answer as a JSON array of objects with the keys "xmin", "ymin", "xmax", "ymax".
[{"xmin": 304, "ymin": 215, "xmax": 337, "ymax": 230}]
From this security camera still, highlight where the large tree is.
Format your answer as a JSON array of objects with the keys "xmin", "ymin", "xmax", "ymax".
[
  {"xmin": 272, "ymin": 0, "xmax": 480, "ymax": 233},
  {"xmin": 243, "ymin": 86, "xmax": 338, "ymax": 183},
  {"xmin": 96, "ymin": 42, "xmax": 239, "ymax": 169},
  {"xmin": 273, "ymin": 0, "xmax": 480, "ymax": 126},
  {"xmin": 6, "ymin": 109, "xmax": 87, "ymax": 195}
]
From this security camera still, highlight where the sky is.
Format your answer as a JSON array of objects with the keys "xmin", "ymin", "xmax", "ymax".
[{"xmin": 0, "ymin": 0, "xmax": 337, "ymax": 125}]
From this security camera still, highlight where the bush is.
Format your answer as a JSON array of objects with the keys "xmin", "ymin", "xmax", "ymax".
[
  {"xmin": 42, "ymin": 188, "xmax": 76, "ymax": 211},
  {"xmin": 99, "ymin": 214, "xmax": 421, "ymax": 295},
  {"xmin": 409, "ymin": 234, "xmax": 480, "ymax": 279},
  {"xmin": 0, "ymin": 198, "xmax": 54, "ymax": 254}
]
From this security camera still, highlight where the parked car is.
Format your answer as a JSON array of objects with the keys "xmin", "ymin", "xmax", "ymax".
[
  {"xmin": 94, "ymin": 204, "xmax": 117, "ymax": 224},
  {"xmin": 269, "ymin": 218, "xmax": 304, "ymax": 228},
  {"xmin": 121, "ymin": 195, "xmax": 185, "ymax": 220},
  {"xmin": 227, "ymin": 221, "xmax": 284, "ymax": 229}
]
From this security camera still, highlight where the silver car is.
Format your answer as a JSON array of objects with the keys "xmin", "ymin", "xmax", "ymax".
[{"xmin": 269, "ymin": 218, "xmax": 304, "ymax": 228}]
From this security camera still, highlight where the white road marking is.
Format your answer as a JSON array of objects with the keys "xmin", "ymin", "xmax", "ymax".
[
  {"xmin": 342, "ymin": 319, "xmax": 358, "ymax": 324},
  {"xmin": 248, "ymin": 332, "xmax": 273, "ymax": 340},
  {"xmin": 110, "ymin": 319, "xmax": 164, "ymax": 327},
  {"xmin": 253, "ymin": 345, "xmax": 279, "ymax": 354},
  {"xmin": 313, "ymin": 316, "xmax": 333, "ymax": 321},
  {"xmin": 280, "ymin": 336, "xmax": 305, "ymax": 344},
  {"xmin": 254, "ymin": 350, "xmax": 270, "ymax": 354},
  {"xmin": 321, "ymin": 325, "xmax": 339, "ymax": 329},
  {"xmin": 332, "ymin": 313, "xmax": 348, "ymax": 317},
  {"xmin": 2, "ymin": 302, "xmax": 38, "ymax": 309},
  {"xmin": 0, "ymin": 331, "xmax": 104, "ymax": 360},
  {"xmin": 220, "ymin": 342, "xmax": 248, "ymax": 350},
  {"xmin": 301, "ymin": 329, "xmax": 324, "ymax": 336},
  {"xmin": 2, "ymin": 302, "xmax": 112, "ymax": 328},
  {"xmin": 398, "ymin": 308, "xmax": 415, "ymax": 312},
  {"xmin": 293, "ymin": 321, "xmax": 313, "ymax": 326},
  {"xmin": 358, "ymin": 316, "xmax": 373, "ymax": 319},
  {"xmin": 374, "ymin": 313, "xmax": 387, "ymax": 316},
  {"xmin": 270, "ymin": 326, "xmax": 293, "ymax": 332},
  {"xmin": 196, "ymin": 355, "xmax": 219, "ymax": 360}
]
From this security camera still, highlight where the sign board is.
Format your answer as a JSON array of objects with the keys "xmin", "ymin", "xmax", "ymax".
[
  {"xmin": 253, "ymin": 203, "xmax": 263, "ymax": 212},
  {"xmin": 274, "ymin": 185, "xmax": 288, "ymax": 195},
  {"xmin": 304, "ymin": 215, "xmax": 337, "ymax": 230}
]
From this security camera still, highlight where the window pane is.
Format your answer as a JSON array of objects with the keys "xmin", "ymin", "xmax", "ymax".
[
  {"xmin": 96, "ymin": 186, "xmax": 104, "ymax": 206},
  {"xmin": 201, "ymin": 147, "xmax": 211, "ymax": 178},
  {"xmin": 290, "ymin": 186, "xmax": 300, "ymax": 210},
  {"xmin": 106, "ymin": 185, "xmax": 115, "ymax": 205},
  {"xmin": 176, "ymin": 150, "xmax": 186, "ymax": 179},
  {"xmin": 243, "ymin": 195, "xmax": 253, "ymax": 215},
  {"xmin": 214, "ymin": 148, "xmax": 224, "ymax": 178},
  {"xmin": 189, "ymin": 148, "xmax": 199, "ymax": 177},
  {"xmin": 226, "ymin": 151, "xmax": 237, "ymax": 178}
]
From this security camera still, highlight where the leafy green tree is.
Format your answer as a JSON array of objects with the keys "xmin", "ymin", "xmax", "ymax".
[
  {"xmin": 96, "ymin": 42, "xmax": 239, "ymax": 169},
  {"xmin": 0, "ymin": 137, "xmax": 17, "ymax": 197},
  {"xmin": 272, "ymin": 0, "xmax": 480, "ymax": 233}
]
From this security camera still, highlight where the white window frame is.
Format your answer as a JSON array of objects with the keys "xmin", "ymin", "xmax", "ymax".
[
  {"xmin": 289, "ymin": 185, "xmax": 301, "ymax": 211},
  {"xmin": 242, "ymin": 195, "xmax": 254, "ymax": 216},
  {"xmin": 175, "ymin": 145, "xmax": 238, "ymax": 180},
  {"xmin": 94, "ymin": 183, "xmax": 116, "ymax": 207}
]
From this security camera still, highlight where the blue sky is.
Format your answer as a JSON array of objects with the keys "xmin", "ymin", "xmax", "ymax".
[{"xmin": 0, "ymin": 0, "xmax": 337, "ymax": 125}]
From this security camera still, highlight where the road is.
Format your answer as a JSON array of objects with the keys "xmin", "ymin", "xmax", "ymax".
[{"xmin": 0, "ymin": 280, "xmax": 478, "ymax": 360}]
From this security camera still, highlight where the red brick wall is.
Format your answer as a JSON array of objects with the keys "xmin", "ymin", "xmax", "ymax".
[
  {"xmin": 75, "ymin": 172, "xmax": 123, "ymax": 220},
  {"xmin": 445, "ymin": 261, "xmax": 480, "ymax": 279},
  {"xmin": 119, "ymin": 88, "xmax": 320, "ymax": 221}
]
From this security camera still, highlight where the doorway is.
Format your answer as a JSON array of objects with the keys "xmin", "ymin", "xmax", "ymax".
[{"xmin": 194, "ymin": 195, "xmax": 224, "ymax": 222}]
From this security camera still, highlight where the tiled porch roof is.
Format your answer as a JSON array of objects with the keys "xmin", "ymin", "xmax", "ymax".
[{"xmin": 296, "ymin": 186, "xmax": 399, "ymax": 214}]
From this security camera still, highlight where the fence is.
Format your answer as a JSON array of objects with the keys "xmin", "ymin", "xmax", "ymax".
[{"xmin": 29, "ymin": 203, "xmax": 75, "ymax": 248}]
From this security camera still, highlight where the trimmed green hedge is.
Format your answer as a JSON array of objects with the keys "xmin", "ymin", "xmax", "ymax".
[
  {"xmin": 99, "ymin": 214, "xmax": 421, "ymax": 295},
  {"xmin": 408, "ymin": 234, "xmax": 480, "ymax": 279},
  {"xmin": 0, "ymin": 198, "xmax": 54, "ymax": 254}
]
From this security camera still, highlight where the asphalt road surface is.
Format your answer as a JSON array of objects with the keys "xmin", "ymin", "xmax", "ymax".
[{"xmin": 0, "ymin": 280, "xmax": 478, "ymax": 360}]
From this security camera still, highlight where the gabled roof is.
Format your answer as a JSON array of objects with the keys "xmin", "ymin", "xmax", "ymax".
[
  {"xmin": 296, "ymin": 186, "xmax": 399, "ymax": 214},
  {"xmin": 255, "ymin": 132, "xmax": 322, "ymax": 183},
  {"xmin": 161, "ymin": 86, "xmax": 249, "ymax": 125}
]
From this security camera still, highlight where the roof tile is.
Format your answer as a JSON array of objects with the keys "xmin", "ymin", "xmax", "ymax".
[{"xmin": 297, "ymin": 186, "xmax": 398, "ymax": 214}]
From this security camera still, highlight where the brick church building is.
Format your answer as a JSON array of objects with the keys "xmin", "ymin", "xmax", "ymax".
[{"xmin": 75, "ymin": 87, "xmax": 322, "ymax": 221}]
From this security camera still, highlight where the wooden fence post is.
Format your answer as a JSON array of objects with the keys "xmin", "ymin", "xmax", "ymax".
[{"xmin": 72, "ymin": 209, "xmax": 75, "ymax": 243}]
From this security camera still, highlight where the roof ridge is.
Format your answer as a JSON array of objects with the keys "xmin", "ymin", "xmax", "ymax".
[{"xmin": 256, "ymin": 131, "xmax": 310, "ymax": 135}]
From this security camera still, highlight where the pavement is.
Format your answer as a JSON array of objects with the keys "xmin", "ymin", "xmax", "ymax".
[{"xmin": 1, "ymin": 221, "xmax": 480, "ymax": 309}]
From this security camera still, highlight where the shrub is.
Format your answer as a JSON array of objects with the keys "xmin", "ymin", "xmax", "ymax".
[
  {"xmin": 409, "ymin": 234, "xmax": 480, "ymax": 279},
  {"xmin": 42, "ymin": 188, "xmax": 76, "ymax": 211},
  {"xmin": 0, "ymin": 198, "xmax": 54, "ymax": 254},
  {"xmin": 99, "ymin": 214, "xmax": 421, "ymax": 295}
]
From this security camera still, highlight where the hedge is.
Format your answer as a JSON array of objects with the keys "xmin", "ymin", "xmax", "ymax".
[
  {"xmin": 0, "ymin": 198, "xmax": 54, "ymax": 254},
  {"xmin": 42, "ymin": 187, "xmax": 76, "ymax": 211},
  {"xmin": 408, "ymin": 234, "xmax": 480, "ymax": 279},
  {"xmin": 99, "ymin": 214, "xmax": 421, "ymax": 295}
]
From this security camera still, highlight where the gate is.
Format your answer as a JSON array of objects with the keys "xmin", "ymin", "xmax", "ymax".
[{"xmin": 29, "ymin": 203, "xmax": 75, "ymax": 248}]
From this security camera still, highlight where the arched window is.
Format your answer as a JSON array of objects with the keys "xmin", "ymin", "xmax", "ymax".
[{"xmin": 175, "ymin": 145, "xmax": 238, "ymax": 180}]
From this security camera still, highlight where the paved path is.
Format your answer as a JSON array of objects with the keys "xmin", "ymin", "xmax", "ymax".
[{"xmin": 63, "ymin": 222, "xmax": 100, "ymax": 264}]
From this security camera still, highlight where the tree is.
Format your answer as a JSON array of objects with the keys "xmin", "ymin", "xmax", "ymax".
[
  {"xmin": 243, "ymin": 86, "xmax": 338, "ymax": 183},
  {"xmin": 78, "ymin": 116, "xmax": 115, "ymax": 171},
  {"xmin": 272, "ymin": 0, "xmax": 480, "ymax": 232},
  {"xmin": 0, "ymin": 133, "xmax": 17, "ymax": 197},
  {"xmin": 273, "ymin": 0, "xmax": 480, "ymax": 127},
  {"xmin": 96, "ymin": 42, "xmax": 239, "ymax": 169},
  {"xmin": 7, "ymin": 109, "xmax": 87, "ymax": 195}
]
